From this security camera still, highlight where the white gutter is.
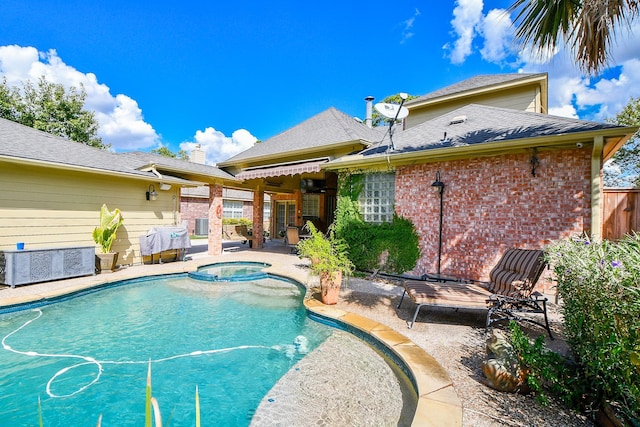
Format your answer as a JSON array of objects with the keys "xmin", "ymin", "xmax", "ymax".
[{"xmin": 0, "ymin": 156, "xmax": 205, "ymax": 187}]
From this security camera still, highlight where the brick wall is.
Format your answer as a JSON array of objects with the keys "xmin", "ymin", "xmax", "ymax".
[
  {"xmin": 180, "ymin": 197, "xmax": 210, "ymax": 235},
  {"xmin": 395, "ymin": 148, "xmax": 592, "ymax": 293},
  {"xmin": 208, "ymin": 185, "xmax": 223, "ymax": 256}
]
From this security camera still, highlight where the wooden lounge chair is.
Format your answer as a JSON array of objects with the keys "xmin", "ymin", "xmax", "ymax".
[{"xmin": 397, "ymin": 248, "xmax": 552, "ymax": 338}]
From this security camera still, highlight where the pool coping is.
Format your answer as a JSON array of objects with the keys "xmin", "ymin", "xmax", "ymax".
[{"xmin": 0, "ymin": 255, "xmax": 463, "ymax": 427}]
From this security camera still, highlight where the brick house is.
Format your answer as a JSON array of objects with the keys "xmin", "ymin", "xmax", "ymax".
[
  {"xmin": 218, "ymin": 73, "xmax": 638, "ymax": 290},
  {"xmin": 181, "ymin": 186, "xmax": 270, "ymax": 238},
  {"xmin": 180, "ymin": 145, "xmax": 271, "ymax": 238},
  {"xmin": 217, "ymin": 107, "xmax": 383, "ymax": 245}
]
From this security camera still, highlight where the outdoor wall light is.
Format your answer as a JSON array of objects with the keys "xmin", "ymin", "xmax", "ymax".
[
  {"xmin": 431, "ymin": 171, "xmax": 445, "ymax": 194},
  {"xmin": 146, "ymin": 184, "xmax": 158, "ymax": 201},
  {"xmin": 530, "ymin": 148, "xmax": 539, "ymax": 177}
]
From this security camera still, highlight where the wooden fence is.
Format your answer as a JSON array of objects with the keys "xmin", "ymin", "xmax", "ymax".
[{"xmin": 603, "ymin": 189, "xmax": 640, "ymax": 240}]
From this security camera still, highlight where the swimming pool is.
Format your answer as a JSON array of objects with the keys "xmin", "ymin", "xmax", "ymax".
[
  {"xmin": 188, "ymin": 261, "xmax": 271, "ymax": 282},
  {"xmin": 0, "ymin": 274, "xmax": 333, "ymax": 426}
]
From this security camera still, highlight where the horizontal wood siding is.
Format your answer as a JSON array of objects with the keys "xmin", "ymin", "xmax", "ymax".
[
  {"xmin": 406, "ymin": 86, "xmax": 539, "ymax": 129},
  {"xmin": 0, "ymin": 162, "xmax": 182, "ymax": 265},
  {"xmin": 603, "ymin": 189, "xmax": 640, "ymax": 240}
]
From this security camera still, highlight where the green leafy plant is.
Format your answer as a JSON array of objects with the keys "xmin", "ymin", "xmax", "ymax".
[
  {"xmin": 334, "ymin": 172, "xmax": 420, "ymax": 274},
  {"xmin": 546, "ymin": 234, "xmax": 640, "ymax": 422},
  {"xmin": 507, "ymin": 322, "xmax": 580, "ymax": 407},
  {"xmin": 296, "ymin": 221, "xmax": 354, "ymax": 282},
  {"xmin": 92, "ymin": 204, "xmax": 124, "ymax": 254}
]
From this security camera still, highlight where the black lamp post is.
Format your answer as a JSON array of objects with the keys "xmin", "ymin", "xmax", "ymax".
[{"xmin": 431, "ymin": 171, "xmax": 445, "ymax": 275}]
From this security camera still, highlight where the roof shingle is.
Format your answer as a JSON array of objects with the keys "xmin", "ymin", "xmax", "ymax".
[
  {"xmin": 220, "ymin": 107, "xmax": 385, "ymax": 164},
  {"xmin": 358, "ymin": 104, "xmax": 621, "ymax": 158},
  {"xmin": 0, "ymin": 117, "xmax": 234, "ymax": 182}
]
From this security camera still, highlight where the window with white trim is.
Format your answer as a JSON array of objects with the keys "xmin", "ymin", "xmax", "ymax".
[
  {"xmin": 263, "ymin": 202, "xmax": 271, "ymax": 219},
  {"xmin": 358, "ymin": 173, "xmax": 395, "ymax": 223},
  {"xmin": 223, "ymin": 200, "xmax": 243, "ymax": 219}
]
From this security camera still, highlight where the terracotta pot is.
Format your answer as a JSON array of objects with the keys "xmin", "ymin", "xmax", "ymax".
[
  {"xmin": 595, "ymin": 402, "xmax": 628, "ymax": 427},
  {"xmin": 320, "ymin": 270, "xmax": 342, "ymax": 305},
  {"xmin": 95, "ymin": 252, "xmax": 118, "ymax": 273}
]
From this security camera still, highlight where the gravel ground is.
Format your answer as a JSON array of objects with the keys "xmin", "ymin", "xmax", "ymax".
[
  {"xmin": 335, "ymin": 276, "xmax": 594, "ymax": 427},
  {"xmin": 253, "ymin": 273, "xmax": 594, "ymax": 427}
]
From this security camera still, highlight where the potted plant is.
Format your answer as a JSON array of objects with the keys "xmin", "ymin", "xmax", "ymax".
[
  {"xmin": 92, "ymin": 204, "xmax": 124, "ymax": 273},
  {"xmin": 296, "ymin": 221, "xmax": 354, "ymax": 305}
]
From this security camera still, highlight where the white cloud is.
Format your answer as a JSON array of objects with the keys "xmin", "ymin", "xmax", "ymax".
[
  {"xmin": 446, "ymin": 0, "xmax": 484, "ymax": 64},
  {"xmin": 548, "ymin": 104, "xmax": 578, "ymax": 118},
  {"xmin": 443, "ymin": 4, "xmax": 640, "ymax": 123},
  {"xmin": 525, "ymin": 19, "xmax": 640, "ymax": 122},
  {"xmin": 479, "ymin": 9, "xmax": 513, "ymax": 63},
  {"xmin": 97, "ymin": 95, "xmax": 159, "ymax": 150},
  {"xmin": 180, "ymin": 127, "xmax": 257, "ymax": 165},
  {"xmin": 400, "ymin": 9, "xmax": 421, "ymax": 44},
  {"xmin": 520, "ymin": 49, "xmax": 640, "ymax": 122},
  {"xmin": 0, "ymin": 45, "xmax": 160, "ymax": 151}
]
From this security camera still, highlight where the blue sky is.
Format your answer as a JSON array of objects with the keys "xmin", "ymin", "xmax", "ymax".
[{"xmin": 1, "ymin": 0, "xmax": 639, "ymax": 165}]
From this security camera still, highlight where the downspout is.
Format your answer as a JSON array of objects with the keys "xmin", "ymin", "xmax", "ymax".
[{"xmin": 591, "ymin": 136, "xmax": 604, "ymax": 242}]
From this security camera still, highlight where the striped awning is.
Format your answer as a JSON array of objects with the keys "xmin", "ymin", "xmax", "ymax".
[{"xmin": 235, "ymin": 159, "xmax": 328, "ymax": 180}]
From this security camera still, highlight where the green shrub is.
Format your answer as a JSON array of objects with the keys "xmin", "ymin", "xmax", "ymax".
[
  {"xmin": 334, "ymin": 172, "xmax": 420, "ymax": 274},
  {"xmin": 546, "ymin": 234, "xmax": 640, "ymax": 421},
  {"xmin": 337, "ymin": 214, "xmax": 420, "ymax": 274},
  {"xmin": 222, "ymin": 217, "xmax": 252, "ymax": 226},
  {"xmin": 507, "ymin": 322, "xmax": 582, "ymax": 407}
]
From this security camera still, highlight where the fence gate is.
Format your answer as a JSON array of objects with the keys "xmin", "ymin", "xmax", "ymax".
[{"xmin": 603, "ymin": 189, "xmax": 640, "ymax": 240}]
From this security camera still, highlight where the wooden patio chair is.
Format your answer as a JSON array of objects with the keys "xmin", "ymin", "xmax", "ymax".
[
  {"xmin": 397, "ymin": 248, "xmax": 552, "ymax": 338},
  {"xmin": 285, "ymin": 227, "xmax": 300, "ymax": 253}
]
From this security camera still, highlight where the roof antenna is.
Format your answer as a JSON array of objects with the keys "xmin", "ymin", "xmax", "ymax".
[{"xmin": 374, "ymin": 93, "xmax": 409, "ymax": 151}]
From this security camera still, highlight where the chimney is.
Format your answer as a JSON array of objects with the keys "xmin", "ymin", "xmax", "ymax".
[
  {"xmin": 364, "ymin": 96, "xmax": 374, "ymax": 128},
  {"xmin": 190, "ymin": 144, "xmax": 206, "ymax": 164}
]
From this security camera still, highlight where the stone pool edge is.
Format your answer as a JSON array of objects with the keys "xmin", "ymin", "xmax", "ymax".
[{"xmin": 304, "ymin": 298, "xmax": 463, "ymax": 427}]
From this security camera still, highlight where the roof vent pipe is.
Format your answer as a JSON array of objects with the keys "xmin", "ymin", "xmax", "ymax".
[{"xmin": 364, "ymin": 96, "xmax": 374, "ymax": 128}]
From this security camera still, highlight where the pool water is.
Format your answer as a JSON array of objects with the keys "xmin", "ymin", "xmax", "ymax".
[
  {"xmin": 0, "ymin": 275, "xmax": 332, "ymax": 426},
  {"xmin": 196, "ymin": 261, "xmax": 270, "ymax": 279}
]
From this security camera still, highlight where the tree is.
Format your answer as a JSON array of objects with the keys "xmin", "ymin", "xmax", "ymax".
[
  {"xmin": 0, "ymin": 76, "xmax": 107, "ymax": 149},
  {"xmin": 151, "ymin": 146, "xmax": 190, "ymax": 160},
  {"xmin": 509, "ymin": 0, "xmax": 639, "ymax": 75},
  {"xmin": 371, "ymin": 93, "xmax": 418, "ymax": 127},
  {"xmin": 605, "ymin": 96, "xmax": 640, "ymax": 187},
  {"xmin": 0, "ymin": 79, "xmax": 20, "ymax": 122}
]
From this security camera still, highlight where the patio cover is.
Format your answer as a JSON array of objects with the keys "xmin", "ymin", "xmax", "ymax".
[{"xmin": 234, "ymin": 158, "xmax": 328, "ymax": 180}]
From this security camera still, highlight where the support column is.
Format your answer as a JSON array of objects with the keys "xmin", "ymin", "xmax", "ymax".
[
  {"xmin": 591, "ymin": 136, "xmax": 604, "ymax": 242},
  {"xmin": 252, "ymin": 187, "xmax": 265, "ymax": 249},
  {"xmin": 208, "ymin": 184, "xmax": 223, "ymax": 256}
]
